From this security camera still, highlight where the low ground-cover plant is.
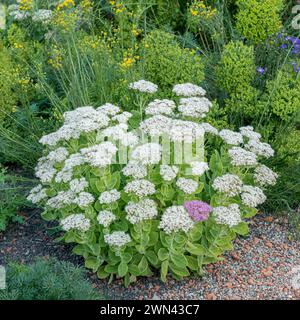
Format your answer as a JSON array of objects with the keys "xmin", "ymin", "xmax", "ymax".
[
  {"xmin": 27, "ymin": 81, "xmax": 278, "ymax": 286},
  {"xmin": 0, "ymin": 258, "xmax": 103, "ymax": 300}
]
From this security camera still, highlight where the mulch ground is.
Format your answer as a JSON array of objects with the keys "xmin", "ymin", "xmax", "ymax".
[{"xmin": 0, "ymin": 209, "xmax": 299, "ymax": 300}]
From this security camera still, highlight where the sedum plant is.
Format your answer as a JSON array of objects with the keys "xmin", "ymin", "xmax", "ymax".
[{"xmin": 27, "ymin": 80, "xmax": 278, "ymax": 286}]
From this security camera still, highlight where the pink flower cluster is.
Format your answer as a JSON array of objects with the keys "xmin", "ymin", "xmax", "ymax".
[{"xmin": 184, "ymin": 200, "xmax": 212, "ymax": 222}]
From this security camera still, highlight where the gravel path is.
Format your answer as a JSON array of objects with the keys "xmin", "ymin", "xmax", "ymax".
[{"xmin": 0, "ymin": 210, "xmax": 299, "ymax": 300}]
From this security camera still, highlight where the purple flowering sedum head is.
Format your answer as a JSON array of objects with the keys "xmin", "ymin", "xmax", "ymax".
[{"xmin": 184, "ymin": 200, "xmax": 212, "ymax": 222}]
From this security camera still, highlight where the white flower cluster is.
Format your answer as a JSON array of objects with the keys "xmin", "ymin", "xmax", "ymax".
[
  {"xmin": 140, "ymin": 115, "xmax": 172, "ymax": 137},
  {"xmin": 8, "ymin": 5, "xmax": 53, "ymax": 23},
  {"xmin": 212, "ymin": 174, "xmax": 243, "ymax": 197},
  {"xmin": 254, "ymin": 165, "xmax": 278, "ymax": 186},
  {"xmin": 213, "ymin": 204, "xmax": 241, "ymax": 227},
  {"xmin": 199, "ymin": 122, "xmax": 219, "ymax": 135},
  {"xmin": 124, "ymin": 179, "xmax": 156, "ymax": 197},
  {"xmin": 159, "ymin": 206, "xmax": 194, "ymax": 234},
  {"xmin": 74, "ymin": 192, "xmax": 95, "ymax": 207},
  {"xmin": 101, "ymin": 123, "xmax": 138, "ymax": 147},
  {"xmin": 104, "ymin": 231, "xmax": 131, "ymax": 247},
  {"xmin": 228, "ymin": 147, "xmax": 258, "ymax": 166},
  {"xmin": 239, "ymin": 126, "xmax": 261, "ymax": 141},
  {"xmin": 46, "ymin": 190, "xmax": 94, "ymax": 209},
  {"xmin": 27, "ymin": 184, "xmax": 48, "ymax": 204},
  {"xmin": 219, "ymin": 129, "xmax": 243, "ymax": 145},
  {"xmin": 170, "ymin": 119, "xmax": 204, "ymax": 143},
  {"xmin": 46, "ymin": 190, "xmax": 74, "ymax": 209},
  {"xmin": 125, "ymin": 199, "xmax": 158, "ymax": 224},
  {"xmin": 60, "ymin": 214, "xmax": 91, "ymax": 232},
  {"xmin": 40, "ymin": 107, "xmax": 109, "ymax": 146},
  {"xmin": 178, "ymin": 97, "xmax": 212, "ymax": 118},
  {"xmin": 32, "ymin": 9, "xmax": 53, "ymax": 23},
  {"xmin": 145, "ymin": 99, "xmax": 176, "ymax": 116},
  {"xmin": 8, "ymin": 5, "xmax": 30, "ymax": 21},
  {"xmin": 140, "ymin": 115, "xmax": 204, "ymax": 143},
  {"xmin": 80, "ymin": 142, "xmax": 117, "ymax": 167},
  {"xmin": 172, "ymin": 83, "xmax": 206, "ymax": 97},
  {"xmin": 55, "ymin": 153, "xmax": 84, "ymax": 183},
  {"xmin": 129, "ymin": 80, "xmax": 158, "ymax": 93},
  {"xmin": 97, "ymin": 103, "xmax": 120, "ymax": 116},
  {"xmin": 176, "ymin": 178, "xmax": 198, "ymax": 194},
  {"xmin": 131, "ymin": 143, "xmax": 162, "ymax": 165},
  {"xmin": 160, "ymin": 165, "xmax": 178, "ymax": 181},
  {"xmin": 190, "ymin": 161, "xmax": 209, "ymax": 176},
  {"xmin": 97, "ymin": 210, "xmax": 116, "ymax": 227},
  {"xmin": 112, "ymin": 112, "xmax": 132, "ymax": 124},
  {"xmin": 245, "ymin": 140, "xmax": 274, "ymax": 158},
  {"xmin": 99, "ymin": 189, "xmax": 121, "ymax": 204},
  {"xmin": 35, "ymin": 147, "xmax": 69, "ymax": 183},
  {"xmin": 69, "ymin": 178, "xmax": 88, "ymax": 193},
  {"xmin": 122, "ymin": 161, "xmax": 147, "ymax": 179},
  {"xmin": 241, "ymin": 185, "xmax": 266, "ymax": 208}
]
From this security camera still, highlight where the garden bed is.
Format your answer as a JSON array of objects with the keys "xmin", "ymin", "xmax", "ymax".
[
  {"xmin": 1, "ymin": 209, "xmax": 299, "ymax": 300},
  {"xmin": 1, "ymin": 0, "xmax": 300, "ymax": 302}
]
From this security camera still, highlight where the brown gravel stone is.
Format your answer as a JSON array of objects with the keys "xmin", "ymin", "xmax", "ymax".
[
  {"xmin": 262, "ymin": 269, "xmax": 273, "ymax": 277},
  {"xmin": 225, "ymin": 282, "xmax": 234, "ymax": 288},
  {"xmin": 266, "ymin": 242, "xmax": 273, "ymax": 248},
  {"xmin": 205, "ymin": 293, "xmax": 217, "ymax": 300}
]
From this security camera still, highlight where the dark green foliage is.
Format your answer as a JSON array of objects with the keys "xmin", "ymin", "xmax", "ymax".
[
  {"xmin": 0, "ymin": 258, "xmax": 103, "ymax": 300},
  {"xmin": 257, "ymin": 68, "xmax": 300, "ymax": 121},
  {"xmin": 0, "ymin": 167, "xmax": 29, "ymax": 231},
  {"xmin": 216, "ymin": 40, "xmax": 259, "ymax": 119}
]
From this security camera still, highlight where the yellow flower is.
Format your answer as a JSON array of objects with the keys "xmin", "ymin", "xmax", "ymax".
[
  {"xmin": 13, "ymin": 42, "xmax": 24, "ymax": 49},
  {"xmin": 19, "ymin": 0, "xmax": 33, "ymax": 11},
  {"xmin": 57, "ymin": 0, "xmax": 75, "ymax": 11},
  {"xmin": 120, "ymin": 57, "xmax": 135, "ymax": 69},
  {"xmin": 190, "ymin": 9, "xmax": 198, "ymax": 16},
  {"xmin": 80, "ymin": 0, "xmax": 93, "ymax": 10},
  {"xmin": 132, "ymin": 28, "xmax": 140, "ymax": 37},
  {"xmin": 19, "ymin": 78, "xmax": 30, "ymax": 85}
]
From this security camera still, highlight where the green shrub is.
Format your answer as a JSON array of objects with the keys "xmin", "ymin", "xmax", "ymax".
[
  {"xmin": 276, "ymin": 129, "xmax": 300, "ymax": 164},
  {"xmin": 154, "ymin": 0, "xmax": 184, "ymax": 29},
  {"xmin": 140, "ymin": 30, "xmax": 204, "ymax": 90},
  {"xmin": 0, "ymin": 43, "xmax": 18, "ymax": 123},
  {"xmin": 264, "ymin": 162, "xmax": 300, "ymax": 213},
  {"xmin": 0, "ymin": 258, "xmax": 103, "ymax": 300},
  {"xmin": 216, "ymin": 40, "xmax": 259, "ymax": 118},
  {"xmin": 235, "ymin": 0, "xmax": 283, "ymax": 44},
  {"xmin": 217, "ymin": 41, "xmax": 255, "ymax": 93},
  {"xmin": 257, "ymin": 69, "xmax": 300, "ymax": 121}
]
